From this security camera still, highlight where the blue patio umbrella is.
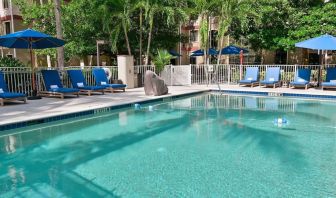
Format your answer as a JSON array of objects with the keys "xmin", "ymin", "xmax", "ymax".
[
  {"xmin": 190, "ymin": 48, "xmax": 218, "ymax": 56},
  {"xmin": 295, "ymin": 34, "xmax": 336, "ymax": 50},
  {"xmin": 295, "ymin": 34, "xmax": 336, "ymax": 87},
  {"xmin": 218, "ymin": 45, "xmax": 249, "ymax": 55},
  {"xmin": 169, "ymin": 49, "xmax": 181, "ymax": 57},
  {"xmin": 0, "ymin": 29, "xmax": 65, "ymax": 97}
]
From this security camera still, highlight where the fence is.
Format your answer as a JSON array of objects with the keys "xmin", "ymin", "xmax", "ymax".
[
  {"xmin": 0, "ymin": 66, "xmax": 118, "ymax": 96},
  {"xmin": 1, "ymin": 64, "xmax": 336, "ymax": 96},
  {"xmin": 191, "ymin": 64, "xmax": 336, "ymax": 85},
  {"xmin": 134, "ymin": 65, "xmax": 155, "ymax": 87}
]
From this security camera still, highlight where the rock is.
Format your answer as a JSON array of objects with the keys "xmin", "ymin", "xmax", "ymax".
[{"xmin": 144, "ymin": 70, "xmax": 168, "ymax": 96}]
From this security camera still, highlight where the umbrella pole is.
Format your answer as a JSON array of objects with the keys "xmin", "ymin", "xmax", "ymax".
[
  {"xmin": 30, "ymin": 45, "xmax": 36, "ymax": 95},
  {"xmin": 28, "ymin": 42, "xmax": 41, "ymax": 99}
]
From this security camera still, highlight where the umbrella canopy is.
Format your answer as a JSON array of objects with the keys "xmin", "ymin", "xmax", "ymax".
[
  {"xmin": 169, "ymin": 50, "xmax": 181, "ymax": 57},
  {"xmin": 218, "ymin": 45, "xmax": 249, "ymax": 55},
  {"xmin": 190, "ymin": 48, "xmax": 218, "ymax": 56},
  {"xmin": 0, "ymin": 29, "xmax": 65, "ymax": 98},
  {"xmin": 0, "ymin": 29, "xmax": 65, "ymax": 49},
  {"xmin": 295, "ymin": 34, "xmax": 336, "ymax": 50}
]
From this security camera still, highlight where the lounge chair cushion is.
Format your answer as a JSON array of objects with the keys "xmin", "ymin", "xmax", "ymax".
[
  {"xmin": 0, "ymin": 92, "xmax": 26, "ymax": 99},
  {"xmin": 49, "ymin": 87, "xmax": 79, "ymax": 93},
  {"xmin": 103, "ymin": 84, "xmax": 127, "ymax": 89},
  {"xmin": 239, "ymin": 79, "xmax": 257, "ymax": 84},
  {"xmin": 92, "ymin": 68, "xmax": 127, "ymax": 89},
  {"xmin": 297, "ymin": 78, "xmax": 306, "ymax": 82},
  {"xmin": 330, "ymin": 80, "xmax": 336, "ymax": 83},
  {"xmin": 322, "ymin": 82, "xmax": 336, "ymax": 87},
  {"xmin": 0, "ymin": 88, "xmax": 3, "ymax": 94},
  {"xmin": 260, "ymin": 80, "xmax": 279, "ymax": 84},
  {"xmin": 260, "ymin": 67, "xmax": 280, "ymax": 85},
  {"xmin": 290, "ymin": 81, "xmax": 308, "ymax": 86},
  {"xmin": 78, "ymin": 86, "xmax": 106, "ymax": 91}
]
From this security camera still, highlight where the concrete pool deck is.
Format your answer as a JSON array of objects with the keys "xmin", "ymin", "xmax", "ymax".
[{"xmin": 1, "ymin": 84, "xmax": 336, "ymax": 127}]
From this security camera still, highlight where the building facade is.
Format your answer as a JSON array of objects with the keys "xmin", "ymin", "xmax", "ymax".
[
  {"xmin": 0, "ymin": 0, "xmax": 32, "ymax": 64},
  {"xmin": 178, "ymin": 17, "xmax": 336, "ymax": 66}
]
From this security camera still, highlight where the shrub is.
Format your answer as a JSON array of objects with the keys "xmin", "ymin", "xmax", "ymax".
[
  {"xmin": 0, "ymin": 57, "xmax": 26, "ymax": 67},
  {"xmin": 152, "ymin": 49, "xmax": 172, "ymax": 73}
]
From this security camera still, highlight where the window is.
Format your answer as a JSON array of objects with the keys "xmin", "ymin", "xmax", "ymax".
[
  {"xmin": 6, "ymin": 54, "xmax": 13, "ymax": 58},
  {"xmin": 190, "ymin": 30, "xmax": 198, "ymax": 42},
  {"xmin": 3, "ymin": 0, "xmax": 9, "ymax": 9},
  {"xmin": 4, "ymin": 22, "xmax": 11, "ymax": 34}
]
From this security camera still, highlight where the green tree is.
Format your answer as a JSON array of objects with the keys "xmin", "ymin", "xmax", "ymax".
[
  {"xmin": 99, "ymin": 0, "xmax": 134, "ymax": 55},
  {"xmin": 152, "ymin": 49, "xmax": 172, "ymax": 73},
  {"xmin": 190, "ymin": 0, "xmax": 217, "ymax": 65},
  {"xmin": 281, "ymin": 1, "xmax": 336, "ymax": 50},
  {"xmin": 143, "ymin": 0, "xmax": 188, "ymax": 65},
  {"xmin": 214, "ymin": 0, "xmax": 257, "ymax": 64}
]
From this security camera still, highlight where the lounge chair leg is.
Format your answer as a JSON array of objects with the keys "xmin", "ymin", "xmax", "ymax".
[
  {"xmin": 88, "ymin": 91, "xmax": 91, "ymax": 96},
  {"xmin": 0, "ymin": 99, "xmax": 3, "ymax": 106},
  {"xmin": 61, "ymin": 94, "xmax": 64, "ymax": 99},
  {"xmin": 23, "ymin": 98, "xmax": 27, "ymax": 103}
]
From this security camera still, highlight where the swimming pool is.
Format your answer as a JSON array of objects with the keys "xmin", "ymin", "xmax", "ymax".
[{"xmin": 1, "ymin": 93, "xmax": 336, "ymax": 197}]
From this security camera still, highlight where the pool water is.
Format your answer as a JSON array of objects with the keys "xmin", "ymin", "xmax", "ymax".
[{"xmin": 0, "ymin": 93, "xmax": 336, "ymax": 197}]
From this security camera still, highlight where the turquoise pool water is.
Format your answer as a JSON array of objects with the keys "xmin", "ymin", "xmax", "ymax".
[{"xmin": 1, "ymin": 93, "xmax": 336, "ymax": 197}]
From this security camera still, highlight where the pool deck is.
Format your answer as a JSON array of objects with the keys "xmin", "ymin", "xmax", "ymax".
[{"xmin": 1, "ymin": 84, "xmax": 336, "ymax": 127}]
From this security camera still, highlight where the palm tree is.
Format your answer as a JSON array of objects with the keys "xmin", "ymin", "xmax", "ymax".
[
  {"xmin": 54, "ymin": 0, "xmax": 64, "ymax": 68},
  {"xmin": 143, "ymin": 0, "xmax": 188, "ymax": 65},
  {"xmin": 214, "ymin": 0, "xmax": 258, "ymax": 65},
  {"xmin": 100, "ymin": 0, "xmax": 134, "ymax": 55},
  {"xmin": 191, "ymin": 0, "xmax": 217, "ymax": 65}
]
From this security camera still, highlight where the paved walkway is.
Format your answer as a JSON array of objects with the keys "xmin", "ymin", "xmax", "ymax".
[
  {"xmin": 1, "ymin": 84, "xmax": 336, "ymax": 126},
  {"xmin": 0, "ymin": 86, "xmax": 208, "ymax": 126}
]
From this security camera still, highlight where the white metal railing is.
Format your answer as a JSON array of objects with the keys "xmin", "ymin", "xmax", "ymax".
[
  {"xmin": 134, "ymin": 65, "xmax": 155, "ymax": 86},
  {"xmin": 2, "ymin": 64, "xmax": 336, "ymax": 96},
  {"xmin": 191, "ymin": 64, "xmax": 336, "ymax": 85},
  {"xmin": 0, "ymin": 66, "xmax": 118, "ymax": 96}
]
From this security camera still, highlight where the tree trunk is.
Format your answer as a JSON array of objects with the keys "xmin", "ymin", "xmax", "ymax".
[
  {"xmin": 145, "ymin": 17, "xmax": 153, "ymax": 65},
  {"xmin": 217, "ymin": 36, "xmax": 224, "ymax": 65},
  {"xmin": 122, "ymin": 22, "xmax": 131, "ymax": 55},
  {"xmin": 54, "ymin": 0, "xmax": 64, "ymax": 69},
  {"xmin": 139, "ymin": 8, "xmax": 143, "ymax": 65}
]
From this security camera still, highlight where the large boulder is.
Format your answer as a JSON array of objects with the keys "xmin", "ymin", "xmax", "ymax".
[{"xmin": 144, "ymin": 70, "xmax": 168, "ymax": 96}]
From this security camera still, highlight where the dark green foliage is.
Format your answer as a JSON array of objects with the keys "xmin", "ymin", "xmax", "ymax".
[{"xmin": 0, "ymin": 57, "xmax": 26, "ymax": 67}]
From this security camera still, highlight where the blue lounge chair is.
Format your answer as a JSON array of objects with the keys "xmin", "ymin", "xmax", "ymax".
[
  {"xmin": 67, "ymin": 70, "xmax": 105, "ymax": 96},
  {"xmin": 322, "ymin": 68, "xmax": 336, "ymax": 90},
  {"xmin": 0, "ymin": 71, "xmax": 27, "ymax": 106},
  {"xmin": 92, "ymin": 68, "xmax": 126, "ymax": 92},
  {"xmin": 259, "ymin": 67, "xmax": 281, "ymax": 88},
  {"xmin": 239, "ymin": 67, "xmax": 259, "ymax": 87},
  {"xmin": 289, "ymin": 68, "xmax": 311, "ymax": 90},
  {"xmin": 40, "ymin": 70, "xmax": 80, "ymax": 99}
]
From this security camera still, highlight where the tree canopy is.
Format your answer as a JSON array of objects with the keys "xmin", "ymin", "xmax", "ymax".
[{"xmin": 13, "ymin": 0, "xmax": 336, "ymax": 64}]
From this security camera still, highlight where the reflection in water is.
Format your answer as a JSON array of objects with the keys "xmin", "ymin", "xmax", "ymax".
[
  {"xmin": 0, "ymin": 93, "xmax": 335, "ymax": 197},
  {"xmin": 5, "ymin": 135, "xmax": 16, "ymax": 154},
  {"xmin": 8, "ymin": 165, "xmax": 25, "ymax": 190},
  {"xmin": 171, "ymin": 94, "xmax": 298, "ymax": 113},
  {"xmin": 119, "ymin": 112, "xmax": 128, "ymax": 126}
]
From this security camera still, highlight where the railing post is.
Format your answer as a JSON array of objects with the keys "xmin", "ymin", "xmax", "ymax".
[
  {"xmin": 239, "ymin": 64, "xmax": 242, "ymax": 81},
  {"xmin": 228, "ymin": 64, "xmax": 231, "ymax": 85}
]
